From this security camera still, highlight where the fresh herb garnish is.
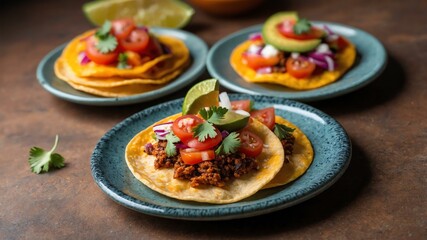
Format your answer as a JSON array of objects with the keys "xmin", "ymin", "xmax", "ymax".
[
  {"xmin": 193, "ymin": 121, "xmax": 217, "ymax": 142},
  {"xmin": 28, "ymin": 135, "xmax": 65, "ymax": 174},
  {"xmin": 293, "ymin": 18, "xmax": 312, "ymax": 35},
  {"xmin": 117, "ymin": 53, "xmax": 128, "ymax": 69},
  {"xmin": 273, "ymin": 123, "xmax": 295, "ymax": 140},
  {"xmin": 199, "ymin": 106, "xmax": 228, "ymax": 122},
  {"xmin": 215, "ymin": 132, "xmax": 241, "ymax": 155},
  {"xmin": 192, "ymin": 106, "xmax": 229, "ymax": 142},
  {"xmin": 165, "ymin": 132, "xmax": 180, "ymax": 157},
  {"xmin": 95, "ymin": 21, "xmax": 118, "ymax": 53}
]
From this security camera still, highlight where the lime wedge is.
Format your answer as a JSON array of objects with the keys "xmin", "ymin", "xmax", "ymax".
[
  {"xmin": 182, "ymin": 79, "xmax": 220, "ymax": 115},
  {"xmin": 83, "ymin": 0, "xmax": 194, "ymax": 28}
]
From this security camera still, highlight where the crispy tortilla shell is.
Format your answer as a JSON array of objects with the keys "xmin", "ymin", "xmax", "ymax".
[
  {"xmin": 54, "ymin": 57, "xmax": 189, "ymax": 87},
  {"xmin": 230, "ymin": 39, "xmax": 356, "ymax": 90},
  {"xmin": 125, "ymin": 114, "xmax": 285, "ymax": 204},
  {"xmin": 263, "ymin": 116, "xmax": 314, "ymax": 189}
]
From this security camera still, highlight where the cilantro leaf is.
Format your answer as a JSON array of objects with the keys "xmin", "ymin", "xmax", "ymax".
[
  {"xmin": 28, "ymin": 135, "xmax": 65, "ymax": 174},
  {"xmin": 117, "ymin": 53, "xmax": 128, "ymax": 69},
  {"xmin": 165, "ymin": 133, "xmax": 180, "ymax": 157},
  {"xmin": 274, "ymin": 123, "xmax": 295, "ymax": 140},
  {"xmin": 293, "ymin": 18, "xmax": 312, "ymax": 35},
  {"xmin": 215, "ymin": 132, "xmax": 241, "ymax": 155},
  {"xmin": 193, "ymin": 121, "xmax": 217, "ymax": 142},
  {"xmin": 94, "ymin": 20, "xmax": 118, "ymax": 54},
  {"xmin": 96, "ymin": 34, "xmax": 118, "ymax": 54},
  {"xmin": 199, "ymin": 106, "xmax": 228, "ymax": 123},
  {"xmin": 95, "ymin": 21, "xmax": 112, "ymax": 38}
]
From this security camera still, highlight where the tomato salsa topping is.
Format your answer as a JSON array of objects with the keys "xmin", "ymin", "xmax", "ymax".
[{"xmin": 81, "ymin": 19, "xmax": 165, "ymax": 68}]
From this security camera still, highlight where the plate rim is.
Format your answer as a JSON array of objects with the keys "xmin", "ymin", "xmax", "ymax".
[
  {"xmin": 36, "ymin": 28, "xmax": 208, "ymax": 106},
  {"xmin": 90, "ymin": 95, "xmax": 352, "ymax": 220},
  {"xmin": 206, "ymin": 21, "xmax": 387, "ymax": 101}
]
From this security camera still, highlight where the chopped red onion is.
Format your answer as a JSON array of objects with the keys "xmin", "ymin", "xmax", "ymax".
[
  {"xmin": 137, "ymin": 26, "xmax": 149, "ymax": 32},
  {"xmin": 175, "ymin": 142, "xmax": 189, "ymax": 149},
  {"xmin": 153, "ymin": 122, "xmax": 173, "ymax": 140},
  {"xmin": 324, "ymin": 56, "xmax": 335, "ymax": 71},
  {"xmin": 248, "ymin": 32, "xmax": 263, "ymax": 41},
  {"xmin": 323, "ymin": 25, "xmax": 335, "ymax": 35},
  {"xmin": 78, "ymin": 52, "xmax": 91, "ymax": 65},
  {"xmin": 144, "ymin": 143, "xmax": 154, "ymax": 154},
  {"xmin": 308, "ymin": 57, "xmax": 328, "ymax": 69},
  {"xmin": 221, "ymin": 130, "xmax": 229, "ymax": 139}
]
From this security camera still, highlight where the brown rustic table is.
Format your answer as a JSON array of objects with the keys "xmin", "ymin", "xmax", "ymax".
[{"xmin": 1, "ymin": 0, "xmax": 426, "ymax": 239}]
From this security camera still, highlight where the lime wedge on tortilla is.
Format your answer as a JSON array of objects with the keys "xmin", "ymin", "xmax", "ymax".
[
  {"xmin": 182, "ymin": 79, "xmax": 220, "ymax": 115},
  {"xmin": 83, "ymin": 0, "xmax": 194, "ymax": 28}
]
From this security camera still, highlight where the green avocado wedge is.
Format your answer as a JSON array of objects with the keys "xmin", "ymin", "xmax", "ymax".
[
  {"xmin": 210, "ymin": 111, "xmax": 249, "ymax": 132},
  {"xmin": 262, "ymin": 12, "xmax": 321, "ymax": 53}
]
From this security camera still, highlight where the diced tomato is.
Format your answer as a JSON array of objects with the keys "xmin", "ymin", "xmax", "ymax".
[
  {"xmin": 172, "ymin": 115, "xmax": 204, "ymax": 143},
  {"xmin": 329, "ymin": 35, "xmax": 350, "ymax": 51},
  {"xmin": 85, "ymin": 35, "xmax": 119, "ymax": 65},
  {"xmin": 180, "ymin": 148, "xmax": 215, "ymax": 165},
  {"xmin": 141, "ymin": 35, "xmax": 164, "ymax": 59},
  {"xmin": 186, "ymin": 129, "xmax": 222, "ymax": 151},
  {"xmin": 286, "ymin": 57, "xmax": 316, "ymax": 78},
  {"xmin": 111, "ymin": 18, "xmax": 136, "ymax": 40},
  {"xmin": 119, "ymin": 28, "xmax": 150, "ymax": 53},
  {"xmin": 231, "ymin": 100, "xmax": 252, "ymax": 112},
  {"xmin": 239, "ymin": 130, "xmax": 264, "ymax": 158},
  {"xmin": 250, "ymin": 107, "xmax": 275, "ymax": 130},
  {"xmin": 277, "ymin": 20, "xmax": 324, "ymax": 40},
  {"xmin": 242, "ymin": 53, "xmax": 280, "ymax": 69},
  {"xmin": 123, "ymin": 51, "xmax": 143, "ymax": 66}
]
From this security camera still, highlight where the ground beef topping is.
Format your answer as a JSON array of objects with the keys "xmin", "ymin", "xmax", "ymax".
[
  {"xmin": 281, "ymin": 133, "xmax": 295, "ymax": 163},
  {"xmin": 146, "ymin": 141, "xmax": 259, "ymax": 188}
]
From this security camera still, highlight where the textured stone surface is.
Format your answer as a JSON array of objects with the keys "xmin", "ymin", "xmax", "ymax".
[{"xmin": 1, "ymin": 0, "xmax": 426, "ymax": 239}]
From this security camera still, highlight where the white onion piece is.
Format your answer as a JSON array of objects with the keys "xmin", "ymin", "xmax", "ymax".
[
  {"xmin": 291, "ymin": 52, "xmax": 300, "ymax": 59},
  {"xmin": 234, "ymin": 109, "xmax": 250, "ymax": 116},
  {"xmin": 219, "ymin": 92, "xmax": 232, "ymax": 109}
]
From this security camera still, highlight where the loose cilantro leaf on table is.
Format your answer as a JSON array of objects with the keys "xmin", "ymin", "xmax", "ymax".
[
  {"xmin": 215, "ymin": 132, "xmax": 241, "ymax": 155},
  {"xmin": 293, "ymin": 18, "xmax": 312, "ymax": 35},
  {"xmin": 28, "ymin": 135, "xmax": 65, "ymax": 174},
  {"xmin": 274, "ymin": 123, "xmax": 295, "ymax": 140},
  {"xmin": 165, "ymin": 132, "xmax": 180, "ymax": 157},
  {"xmin": 193, "ymin": 121, "xmax": 217, "ymax": 142},
  {"xmin": 95, "ymin": 20, "xmax": 118, "ymax": 53}
]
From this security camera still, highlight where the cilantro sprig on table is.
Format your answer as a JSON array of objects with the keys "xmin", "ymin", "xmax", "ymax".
[
  {"xmin": 293, "ymin": 18, "xmax": 312, "ymax": 35},
  {"xmin": 95, "ymin": 21, "xmax": 118, "ymax": 53},
  {"xmin": 28, "ymin": 135, "xmax": 65, "ymax": 174}
]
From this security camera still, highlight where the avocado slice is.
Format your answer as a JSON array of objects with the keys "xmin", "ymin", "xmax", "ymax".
[
  {"xmin": 211, "ymin": 111, "xmax": 249, "ymax": 132},
  {"xmin": 262, "ymin": 11, "xmax": 321, "ymax": 53}
]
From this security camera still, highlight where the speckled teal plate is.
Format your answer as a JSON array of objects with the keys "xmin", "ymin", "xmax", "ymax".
[
  {"xmin": 91, "ymin": 95, "xmax": 351, "ymax": 220},
  {"xmin": 207, "ymin": 22, "xmax": 387, "ymax": 101},
  {"xmin": 36, "ymin": 28, "xmax": 207, "ymax": 106}
]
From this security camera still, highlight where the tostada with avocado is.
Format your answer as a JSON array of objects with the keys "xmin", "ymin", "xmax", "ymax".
[
  {"xmin": 230, "ymin": 11, "xmax": 356, "ymax": 90},
  {"xmin": 125, "ymin": 79, "xmax": 314, "ymax": 204},
  {"xmin": 54, "ymin": 18, "xmax": 190, "ymax": 97}
]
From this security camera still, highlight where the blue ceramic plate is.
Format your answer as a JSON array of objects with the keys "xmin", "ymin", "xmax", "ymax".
[
  {"xmin": 36, "ymin": 28, "xmax": 208, "ymax": 106},
  {"xmin": 91, "ymin": 94, "xmax": 351, "ymax": 220},
  {"xmin": 207, "ymin": 22, "xmax": 387, "ymax": 101}
]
